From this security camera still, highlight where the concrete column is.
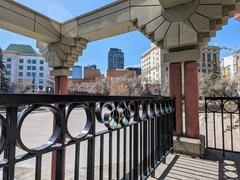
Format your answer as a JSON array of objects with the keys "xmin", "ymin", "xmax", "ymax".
[
  {"xmin": 184, "ymin": 61, "xmax": 199, "ymax": 138},
  {"xmin": 169, "ymin": 63, "xmax": 183, "ymax": 135}
]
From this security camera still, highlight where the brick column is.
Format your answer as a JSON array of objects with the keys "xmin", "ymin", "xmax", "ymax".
[
  {"xmin": 169, "ymin": 63, "xmax": 183, "ymax": 135},
  {"xmin": 54, "ymin": 76, "xmax": 68, "ymax": 94},
  {"xmin": 184, "ymin": 61, "xmax": 199, "ymax": 138}
]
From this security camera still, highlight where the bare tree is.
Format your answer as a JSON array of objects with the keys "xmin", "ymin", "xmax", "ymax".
[
  {"xmin": 0, "ymin": 48, "xmax": 10, "ymax": 92},
  {"xmin": 69, "ymin": 76, "xmax": 168, "ymax": 96},
  {"xmin": 10, "ymin": 80, "xmax": 32, "ymax": 94},
  {"xmin": 199, "ymin": 74, "xmax": 239, "ymax": 97}
]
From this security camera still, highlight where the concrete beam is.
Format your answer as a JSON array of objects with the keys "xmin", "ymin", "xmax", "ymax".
[
  {"xmin": 0, "ymin": 0, "xmax": 60, "ymax": 43},
  {"xmin": 164, "ymin": 48, "xmax": 201, "ymax": 63},
  {"xmin": 159, "ymin": 0, "xmax": 194, "ymax": 9},
  {"xmin": 62, "ymin": 0, "xmax": 136, "ymax": 42}
]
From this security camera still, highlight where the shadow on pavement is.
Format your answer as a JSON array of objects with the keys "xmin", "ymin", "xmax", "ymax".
[{"xmin": 151, "ymin": 149, "xmax": 240, "ymax": 180}]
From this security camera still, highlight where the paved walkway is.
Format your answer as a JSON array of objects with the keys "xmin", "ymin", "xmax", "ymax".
[{"xmin": 150, "ymin": 150, "xmax": 240, "ymax": 180}]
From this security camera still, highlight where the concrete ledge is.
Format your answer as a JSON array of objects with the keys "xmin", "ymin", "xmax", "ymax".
[
  {"xmin": 164, "ymin": 48, "xmax": 201, "ymax": 63},
  {"xmin": 173, "ymin": 135, "xmax": 205, "ymax": 158},
  {"xmin": 51, "ymin": 69, "xmax": 72, "ymax": 76}
]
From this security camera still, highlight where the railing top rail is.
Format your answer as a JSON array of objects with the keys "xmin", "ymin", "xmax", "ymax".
[
  {"xmin": 0, "ymin": 94, "xmax": 174, "ymax": 106},
  {"xmin": 205, "ymin": 97, "xmax": 240, "ymax": 100}
]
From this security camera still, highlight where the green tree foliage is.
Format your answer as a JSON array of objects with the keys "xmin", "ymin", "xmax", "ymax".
[{"xmin": 0, "ymin": 48, "xmax": 10, "ymax": 92}]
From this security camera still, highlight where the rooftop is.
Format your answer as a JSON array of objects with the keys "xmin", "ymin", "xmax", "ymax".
[{"xmin": 5, "ymin": 44, "xmax": 39, "ymax": 55}]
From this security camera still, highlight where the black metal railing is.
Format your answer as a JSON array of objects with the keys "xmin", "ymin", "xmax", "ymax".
[
  {"xmin": 0, "ymin": 94, "xmax": 175, "ymax": 180},
  {"xmin": 205, "ymin": 97, "xmax": 240, "ymax": 156}
]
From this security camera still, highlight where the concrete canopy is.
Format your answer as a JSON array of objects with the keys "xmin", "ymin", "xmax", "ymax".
[
  {"xmin": 159, "ymin": 0, "xmax": 194, "ymax": 9},
  {"xmin": 1, "ymin": 0, "xmax": 240, "ymax": 74},
  {"xmin": 0, "ymin": 0, "xmax": 61, "ymax": 43}
]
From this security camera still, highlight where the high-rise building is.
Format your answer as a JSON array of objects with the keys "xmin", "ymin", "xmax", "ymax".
[
  {"xmin": 2, "ymin": 44, "xmax": 54, "ymax": 90},
  {"xmin": 72, "ymin": 65, "xmax": 82, "ymax": 79},
  {"xmin": 108, "ymin": 48, "xmax": 124, "ymax": 70},
  {"xmin": 141, "ymin": 44, "xmax": 168, "ymax": 85},
  {"xmin": 199, "ymin": 46, "xmax": 220, "ymax": 76}
]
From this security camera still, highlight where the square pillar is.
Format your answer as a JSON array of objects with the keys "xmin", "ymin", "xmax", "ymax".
[
  {"xmin": 170, "ymin": 63, "xmax": 183, "ymax": 135},
  {"xmin": 184, "ymin": 61, "xmax": 199, "ymax": 138},
  {"xmin": 54, "ymin": 76, "xmax": 68, "ymax": 94}
]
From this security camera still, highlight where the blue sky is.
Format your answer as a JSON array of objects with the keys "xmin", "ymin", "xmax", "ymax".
[{"xmin": 1, "ymin": 1, "xmax": 240, "ymax": 73}]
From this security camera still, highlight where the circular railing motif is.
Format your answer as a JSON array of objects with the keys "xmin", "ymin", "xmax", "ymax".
[
  {"xmin": 96, "ymin": 101, "xmax": 138, "ymax": 129},
  {"xmin": 207, "ymin": 100, "xmax": 221, "ymax": 112},
  {"xmin": 0, "ymin": 114, "xmax": 7, "ymax": 155},
  {"xmin": 65, "ymin": 103, "xmax": 92, "ymax": 140},
  {"xmin": 117, "ymin": 102, "xmax": 131, "ymax": 126},
  {"xmin": 160, "ymin": 102, "xmax": 165, "ymax": 115},
  {"xmin": 224, "ymin": 100, "xmax": 239, "ymax": 113},
  {"xmin": 147, "ymin": 101, "xmax": 155, "ymax": 118},
  {"xmin": 96, "ymin": 102, "xmax": 119, "ymax": 129},
  {"xmin": 139, "ymin": 101, "xmax": 147, "ymax": 121},
  {"xmin": 155, "ymin": 102, "xmax": 161, "ymax": 117},
  {"xmin": 17, "ymin": 105, "xmax": 62, "ymax": 153},
  {"xmin": 95, "ymin": 100, "xmax": 173, "ymax": 129}
]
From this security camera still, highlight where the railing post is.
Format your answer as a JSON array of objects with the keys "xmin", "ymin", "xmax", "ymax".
[
  {"xmin": 150, "ymin": 113, "xmax": 155, "ymax": 176},
  {"xmin": 133, "ymin": 101, "xmax": 139, "ymax": 179},
  {"xmin": 54, "ymin": 104, "xmax": 66, "ymax": 180},
  {"xmin": 87, "ymin": 103, "xmax": 96, "ymax": 180},
  {"xmin": 3, "ymin": 106, "xmax": 18, "ymax": 180},
  {"xmin": 52, "ymin": 76, "xmax": 68, "ymax": 180},
  {"xmin": 220, "ymin": 100, "xmax": 225, "ymax": 157},
  {"xmin": 205, "ymin": 98, "xmax": 208, "ymax": 149}
]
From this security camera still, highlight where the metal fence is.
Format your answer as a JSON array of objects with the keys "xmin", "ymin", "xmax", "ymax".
[
  {"xmin": 0, "ymin": 94, "xmax": 175, "ymax": 180},
  {"xmin": 205, "ymin": 97, "xmax": 240, "ymax": 156}
]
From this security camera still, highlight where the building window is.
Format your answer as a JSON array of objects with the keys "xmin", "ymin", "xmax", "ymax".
[
  {"xmin": 27, "ymin": 72, "xmax": 31, "ymax": 77},
  {"xmin": 7, "ymin": 64, "xmax": 11, "ymax": 69},
  {"xmin": 27, "ymin": 66, "xmax": 31, "ymax": 70},
  {"xmin": 7, "ymin": 58, "xmax": 11, "ymax": 62},
  {"xmin": 40, "ymin": 60, "xmax": 44, "ymax": 64},
  {"xmin": 19, "ymin": 59, "xmax": 24, "ymax": 63},
  {"xmin": 39, "ymin": 79, "xmax": 43, "ymax": 84},
  {"xmin": 32, "ymin": 66, "xmax": 36, "ymax": 70},
  {"xmin": 27, "ymin": 59, "xmax": 31, "ymax": 64},
  {"xmin": 7, "ymin": 71, "xmax": 10, "ymax": 76},
  {"xmin": 207, "ymin": 53, "xmax": 211, "ymax": 62},
  {"xmin": 39, "ymin": 73, "xmax": 44, "ymax": 77},
  {"xmin": 32, "ymin": 72, "xmax": 36, "ymax": 77},
  {"xmin": 18, "ymin": 72, "xmax": 23, "ymax": 77},
  {"xmin": 39, "ymin": 66, "xmax": 44, "ymax": 71},
  {"xmin": 32, "ymin": 59, "xmax": 36, "ymax": 64},
  {"xmin": 19, "ymin": 65, "xmax": 23, "ymax": 70},
  {"xmin": 202, "ymin": 69, "xmax": 206, "ymax": 73}
]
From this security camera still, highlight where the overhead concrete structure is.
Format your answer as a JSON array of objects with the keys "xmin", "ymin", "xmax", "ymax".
[
  {"xmin": 0, "ymin": 0, "xmax": 60, "ymax": 43},
  {"xmin": 1, "ymin": 0, "xmax": 240, "ymax": 74}
]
